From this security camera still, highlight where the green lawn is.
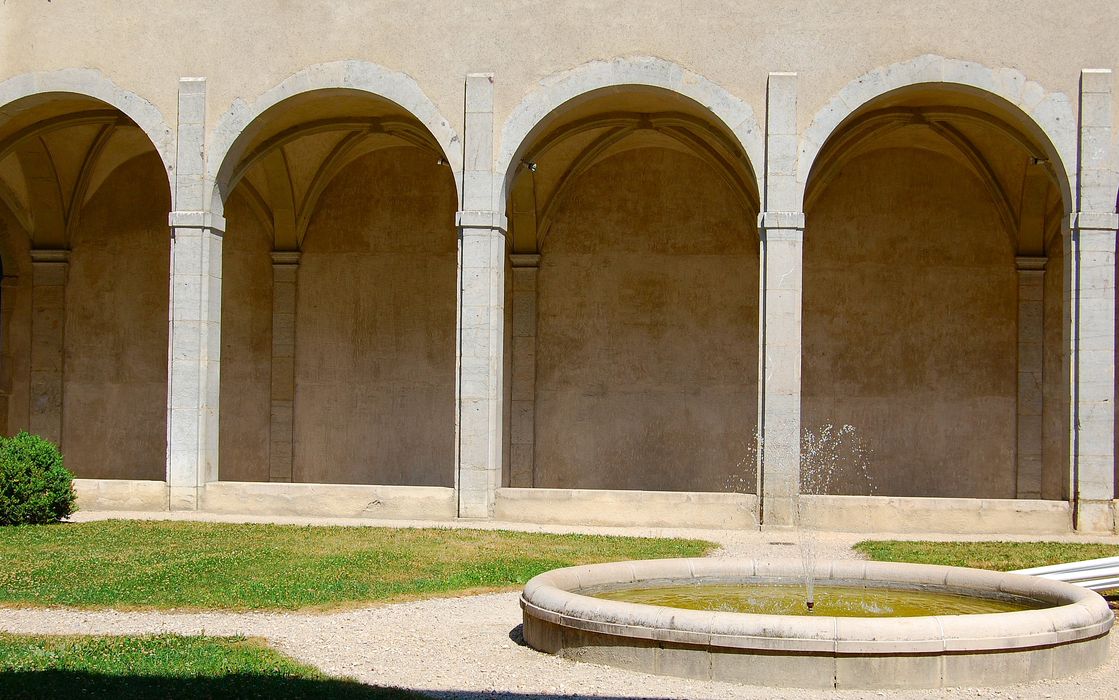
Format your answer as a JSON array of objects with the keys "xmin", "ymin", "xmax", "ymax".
[
  {"xmin": 0, "ymin": 633, "xmax": 422, "ymax": 699},
  {"xmin": 0, "ymin": 520, "xmax": 712, "ymax": 611},
  {"xmin": 855, "ymin": 540, "xmax": 1119, "ymax": 572}
]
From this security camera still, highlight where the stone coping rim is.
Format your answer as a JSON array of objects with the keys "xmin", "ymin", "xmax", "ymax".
[{"xmin": 520, "ymin": 558, "xmax": 1113, "ymax": 654}]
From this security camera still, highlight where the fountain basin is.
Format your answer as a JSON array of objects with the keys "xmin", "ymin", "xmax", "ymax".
[{"xmin": 520, "ymin": 558, "xmax": 1114, "ymax": 689}]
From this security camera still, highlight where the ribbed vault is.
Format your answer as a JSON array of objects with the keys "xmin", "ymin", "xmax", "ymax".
[
  {"xmin": 507, "ymin": 88, "xmax": 759, "ymax": 255},
  {"xmin": 805, "ymin": 95, "xmax": 1064, "ymax": 259},
  {"xmin": 0, "ymin": 97, "xmax": 158, "ymax": 248},
  {"xmin": 222, "ymin": 90, "xmax": 450, "ymax": 252}
]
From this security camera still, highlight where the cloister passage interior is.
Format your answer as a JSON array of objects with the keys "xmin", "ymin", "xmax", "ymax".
[
  {"xmin": 502, "ymin": 86, "xmax": 761, "ymax": 494},
  {"xmin": 801, "ymin": 85, "xmax": 1068, "ymax": 500},
  {"xmin": 0, "ymin": 59, "xmax": 1113, "ymax": 532},
  {"xmin": 216, "ymin": 88, "xmax": 458, "ymax": 487},
  {"xmin": 0, "ymin": 92, "xmax": 170, "ymax": 480}
]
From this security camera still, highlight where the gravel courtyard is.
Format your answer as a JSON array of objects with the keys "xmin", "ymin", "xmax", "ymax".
[{"xmin": 2, "ymin": 512, "xmax": 1117, "ymax": 699}]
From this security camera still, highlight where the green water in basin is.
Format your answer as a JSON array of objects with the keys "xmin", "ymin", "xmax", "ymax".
[{"xmin": 592, "ymin": 583, "xmax": 1048, "ymax": 617}]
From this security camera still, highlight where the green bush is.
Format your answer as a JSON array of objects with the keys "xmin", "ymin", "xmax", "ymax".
[{"xmin": 0, "ymin": 432, "xmax": 75, "ymax": 525}]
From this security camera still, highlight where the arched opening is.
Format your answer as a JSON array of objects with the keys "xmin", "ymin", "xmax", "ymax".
[
  {"xmin": 504, "ymin": 86, "xmax": 761, "ymax": 493},
  {"xmin": 0, "ymin": 91, "xmax": 172, "ymax": 478},
  {"xmin": 216, "ymin": 88, "xmax": 458, "ymax": 486},
  {"xmin": 802, "ymin": 86, "xmax": 1067, "ymax": 499}
]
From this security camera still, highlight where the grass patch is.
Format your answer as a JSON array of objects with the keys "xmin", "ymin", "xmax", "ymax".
[
  {"xmin": 854, "ymin": 540, "xmax": 1119, "ymax": 572},
  {"xmin": 0, "ymin": 520, "xmax": 712, "ymax": 611},
  {"xmin": 0, "ymin": 633, "xmax": 421, "ymax": 699}
]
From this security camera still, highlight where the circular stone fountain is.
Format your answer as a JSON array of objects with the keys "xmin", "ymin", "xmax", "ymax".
[{"xmin": 520, "ymin": 558, "xmax": 1114, "ymax": 689}]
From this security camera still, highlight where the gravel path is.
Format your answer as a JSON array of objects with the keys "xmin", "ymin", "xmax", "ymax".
[{"xmin": 2, "ymin": 512, "xmax": 1117, "ymax": 699}]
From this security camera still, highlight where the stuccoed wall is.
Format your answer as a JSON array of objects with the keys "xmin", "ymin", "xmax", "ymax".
[
  {"xmin": 292, "ymin": 149, "xmax": 456, "ymax": 486},
  {"xmin": 219, "ymin": 149, "xmax": 457, "ymax": 487},
  {"xmin": 0, "ymin": 152, "xmax": 171, "ymax": 478},
  {"xmin": 803, "ymin": 148, "xmax": 1019, "ymax": 498},
  {"xmin": 218, "ymin": 191, "xmax": 274, "ymax": 483},
  {"xmin": 62, "ymin": 153, "xmax": 169, "ymax": 479},
  {"xmin": 534, "ymin": 148, "xmax": 759, "ymax": 492},
  {"xmin": 2, "ymin": 0, "xmax": 1116, "ymax": 169}
]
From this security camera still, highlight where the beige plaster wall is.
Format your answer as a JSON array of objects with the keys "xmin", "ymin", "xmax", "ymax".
[
  {"xmin": 3, "ymin": 1, "xmax": 1117, "ymax": 162},
  {"xmin": 803, "ymin": 147, "xmax": 1017, "ymax": 498},
  {"xmin": 534, "ymin": 148, "xmax": 758, "ymax": 492},
  {"xmin": 217, "ymin": 191, "xmax": 273, "ymax": 482},
  {"xmin": 62, "ymin": 153, "xmax": 169, "ymax": 480},
  {"xmin": 293, "ymin": 148, "xmax": 457, "ymax": 486}
]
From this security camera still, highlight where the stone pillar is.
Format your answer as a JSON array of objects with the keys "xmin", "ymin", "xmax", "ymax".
[
  {"xmin": 29, "ymin": 249, "xmax": 68, "ymax": 445},
  {"xmin": 167, "ymin": 77, "xmax": 223, "ymax": 510},
  {"xmin": 509, "ymin": 253, "xmax": 539, "ymax": 487},
  {"xmin": 1067, "ymin": 213, "xmax": 1116, "ymax": 531},
  {"xmin": 456, "ymin": 72, "xmax": 505, "ymax": 517},
  {"xmin": 758, "ymin": 215, "xmax": 804, "ymax": 527},
  {"xmin": 1015, "ymin": 257, "xmax": 1046, "ymax": 498},
  {"xmin": 1067, "ymin": 69, "xmax": 1117, "ymax": 532},
  {"xmin": 269, "ymin": 251, "xmax": 299, "ymax": 482},
  {"xmin": 167, "ymin": 215, "xmax": 223, "ymax": 509},
  {"xmin": 457, "ymin": 212, "xmax": 506, "ymax": 516},
  {"xmin": 759, "ymin": 72, "xmax": 802, "ymax": 528}
]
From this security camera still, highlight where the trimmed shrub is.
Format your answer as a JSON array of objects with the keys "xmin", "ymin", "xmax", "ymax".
[{"xmin": 0, "ymin": 431, "xmax": 76, "ymax": 525}]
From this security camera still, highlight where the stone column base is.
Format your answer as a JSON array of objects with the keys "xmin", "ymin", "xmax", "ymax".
[
  {"xmin": 1075, "ymin": 499, "xmax": 1117, "ymax": 533},
  {"xmin": 168, "ymin": 485, "xmax": 202, "ymax": 511}
]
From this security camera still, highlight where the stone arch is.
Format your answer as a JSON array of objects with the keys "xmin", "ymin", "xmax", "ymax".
[
  {"xmin": 497, "ymin": 56, "xmax": 764, "ymax": 214},
  {"xmin": 207, "ymin": 60, "xmax": 463, "ymax": 216},
  {"xmin": 0, "ymin": 70, "xmax": 172, "ymax": 478},
  {"xmin": 0, "ymin": 68, "xmax": 175, "ymax": 203},
  {"xmin": 501, "ymin": 58, "xmax": 762, "ymax": 494},
  {"xmin": 796, "ymin": 55, "xmax": 1076, "ymax": 213}
]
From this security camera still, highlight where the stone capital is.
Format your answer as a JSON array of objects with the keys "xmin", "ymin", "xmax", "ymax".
[
  {"xmin": 169, "ymin": 210, "xmax": 227, "ymax": 234},
  {"xmin": 29, "ymin": 249, "xmax": 70, "ymax": 265},
  {"xmin": 456, "ymin": 209, "xmax": 508, "ymax": 234},
  {"xmin": 1015, "ymin": 256, "xmax": 1047, "ymax": 272},
  {"xmin": 270, "ymin": 250, "xmax": 302, "ymax": 266},
  {"xmin": 510, "ymin": 253, "xmax": 541, "ymax": 268},
  {"xmin": 757, "ymin": 210, "xmax": 806, "ymax": 232},
  {"xmin": 1069, "ymin": 211, "xmax": 1119, "ymax": 232}
]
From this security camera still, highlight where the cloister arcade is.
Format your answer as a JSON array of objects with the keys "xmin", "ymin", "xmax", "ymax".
[
  {"xmin": 802, "ymin": 87, "xmax": 1068, "ymax": 500},
  {"xmin": 214, "ymin": 89, "xmax": 458, "ymax": 487},
  {"xmin": 502, "ymin": 86, "xmax": 760, "ymax": 493},
  {"xmin": 0, "ymin": 54, "xmax": 1114, "ymax": 533},
  {"xmin": 0, "ymin": 91, "xmax": 171, "ymax": 482}
]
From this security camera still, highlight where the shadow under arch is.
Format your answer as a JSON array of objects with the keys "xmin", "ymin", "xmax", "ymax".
[
  {"xmin": 206, "ymin": 60, "xmax": 463, "ymax": 218},
  {"xmin": 497, "ymin": 56, "xmax": 764, "ymax": 216},
  {"xmin": 213, "ymin": 73, "xmax": 459, "ymax": 488},
  {"xmin": 0, "ymin": 69, "xmax": 175, "ymax": 206},
  {"xmin": 501, "ymin": 78, "xmax": 761, "ymax": 495},
  {"xmin": 796, "ymin": 54, "xmax": 1076, "ymax": 215},
  {"xmin": 798, "ymin": 71, "xmax": 1070, "ymax": 501},
  {"xmin": 0, "ymin": 83, "xmax": 173, "ymax": 479}
]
